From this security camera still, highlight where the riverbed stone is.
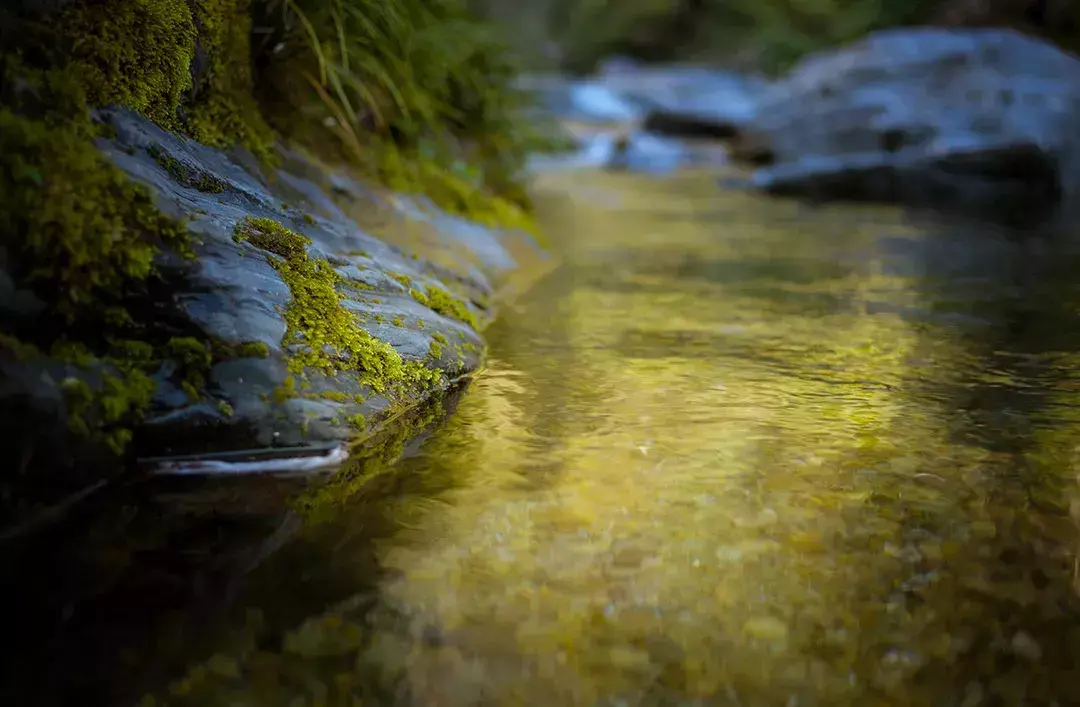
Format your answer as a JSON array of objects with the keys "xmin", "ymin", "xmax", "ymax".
[
  {"xmin": 520, "ymin": 67, "xmax": 757, "ymax": 173},
  {"xmin": 607, "ymin": 66, "xmax": 769, "ymax": 139},
  {"xmin": 731, "ymin": 28, "xmax": 1080, "ymax": 207}
]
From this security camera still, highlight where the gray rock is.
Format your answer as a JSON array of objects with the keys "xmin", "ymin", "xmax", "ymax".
[
  {"xmin": 2, "ymin": 106, "xmax": 545, "ymax": 520},
  {"xmin": 520, "ymin": 66, "xmax": 762, "ymax": 174},
  {"xmin": 518, "ymin": 66, "xmax": 768, "ymax": 133},
  {"xmin": 733, "ymin": 28, "xmax": 1080, "ymax": 207},
  {"xmin": 607, "ymin": 66, "xmax": 769, "ymax": 138},
  {"xmin": 516, "ymin": 74, "xmax": 645, "ymax": 124}
]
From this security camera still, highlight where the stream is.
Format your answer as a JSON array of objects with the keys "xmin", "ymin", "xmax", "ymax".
[{"xmin": 9, "ymin": 166, "xmax": 1080, "ymax": 706}]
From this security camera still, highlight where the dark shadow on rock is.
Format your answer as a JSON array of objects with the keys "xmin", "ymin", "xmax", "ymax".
[
  {"xmin": 0, "ymin": 383, "xmax": 470, "ymax": 707},
  {"xmin": 746, "ymin": 144, "xmax": 1062, "ymax": 225},
  {"xmin": 643, "ymin": 110, "xmax": 740, "ymax": 140}
]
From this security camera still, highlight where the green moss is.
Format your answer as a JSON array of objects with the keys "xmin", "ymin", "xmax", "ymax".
[
  {"xmin": 272, "ymin": 375, "xmax": 299, "ymax": 403},
  {"xmin": 58, "ymin": 0, "xmax": 197, "ymax": 127},
  {"xmin": 341, "ymin": 279, "xmax": 374, "ymax": 292},
  {"xmin": 111, "ymin": 339, "xmax": 155, "ymax": 363},
  {"xmin": 0, "ymin": 91, "xmax": 190, "ymax": 322},
  {"xmin": 404, "ymin": 285, "xmax": 479, "ymax": 330},
  {"xmin": 432, "ymin": 332, "xmax": 448, "ymax": 345},
  {"xmin": 409, "ymin": 288, "xmax": 428, "ymax": 306},
  {"xmin": 217, "ymin": 400, "xmax": 234, "ymax": 417},
  {"xmin": 412, "ymin": 286, "xmax": 478, "ymax": 330},
  {"xmin": 233, "ymin": 216, "xmax": 440, "ymax": 395},
  {"xmin": 148, "ymin": 143, "xmax": 227, "ymax": 193},
  {"xmin": 186, "ymin": 0, "xmax": 277, "ymax": 162},
  {"xmin": 233, "ymin": 216, "xmax": 311, "ymax": 258},
  {"xmin": 428, "ymin": 339, "xmax": 443, "ymax": 360},
  {"xmin": 392, "ymin": 315, "xmax": 405, "ymax": 327},
  {"xmin": 320, "ymin": 391, "xmax": 350, "ymax": 403},
  {"xmin": 378, "ymin": 148, "xmax": 540, "ymax": 235},
  {"xmin": 347, "ymin": 413, "xmax": 367, "ymax": 430},
  {"xmin": 58, "ymin": 352, "xmax": 157, "ymax": 455},
  {"xmin": 389, "ymin": 272, "xmax": 413, "ymax": 289},
  {"xmin": 167, "ymin": 336, "xmax": 212, "ymax": 401},
  {"xmin": 0, "ymin": 334, "xmax": 43, "ymax": 361},
  {"xmin": 168, "ymin": 337, "xmax": 211, "ymax": 370},
  {"xmin": 235, "ymin": 341, "xmax": 270, "ymax": 359}
]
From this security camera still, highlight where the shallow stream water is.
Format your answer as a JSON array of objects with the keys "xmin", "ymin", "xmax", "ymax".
[{"xmin": 10, "ymin": 167, "xmax": 1080, "ymax": 706}]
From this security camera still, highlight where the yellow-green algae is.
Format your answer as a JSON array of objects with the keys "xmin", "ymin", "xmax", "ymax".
[
  {"xmin": 233, "ymin": 341, "xmax": 270, "ymax": 359},
  {"xmin": 410, "ymin": 285, "xmax": 479, "ymax": 330},
  {"xmin": 428, "ymin": 339, "xmax": 443, "ymax": 359},
  {"xmin": 232, "ymin": 216, "xmax": 441, "ymax": 395}
]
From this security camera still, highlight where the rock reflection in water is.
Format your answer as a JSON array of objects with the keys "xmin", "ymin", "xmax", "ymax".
[{"xmin": 12, "ymin": 168, "xmax": 1080, "ymax": 706}]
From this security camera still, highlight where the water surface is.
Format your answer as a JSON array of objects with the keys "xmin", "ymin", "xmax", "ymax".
[{"xmin": 12, "ymin": 169, "xmax": 1080, "ymax": 706}]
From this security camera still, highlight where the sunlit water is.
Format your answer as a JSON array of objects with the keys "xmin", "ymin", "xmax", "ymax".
[{"xmin": 12, "ymin": 169, "xmax": 1080, "ymax": 706}]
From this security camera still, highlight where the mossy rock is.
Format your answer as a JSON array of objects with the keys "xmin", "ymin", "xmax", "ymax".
[
  {"xmin": 0, "ymin": 0, "xmax": 545, "ymax": 532},
  {"xmin": 0, "ymin": 104, "xmax": 544, "ymax": 530}
]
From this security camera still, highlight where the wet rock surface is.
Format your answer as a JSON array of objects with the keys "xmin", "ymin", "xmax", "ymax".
[
  {"xmin": 736, "ymin": 28, "xmax": 1080, "ymax": 208},
  {"xmin": 602, "ymin": 65, "xmax": 767, "ymax": 139},
  {"xmin": 531, "ymin": 30, "xmax": 1080, "ymax": 212},
  {"xmin": 520, "ymin": 65, "xmax": 759, "ymax": 173},
  {"xmin": 0, "ymin": 107, "xmax": 544, "ymax": 525}
]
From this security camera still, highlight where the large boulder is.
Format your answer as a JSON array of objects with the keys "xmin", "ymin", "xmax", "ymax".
[
  {"xmin": 0, "ymin": 107, "xmax": 546, "ymax": 531},
  {"xmin": 731, "ymin": 28, "xmax": 1080, "ymax": 209},
  {"xmin": 518, "ymin": 64, "xmax": 756, "ymax": 173},
  {"xmin": 605, "ymin": 65, "xmax": 769, "ymax": 139}
]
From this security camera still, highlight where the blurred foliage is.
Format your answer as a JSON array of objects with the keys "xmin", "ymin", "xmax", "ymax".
[
  {"xmin": 467, "ymin": 0, "xmax": 1061, "ymax": 74},
  {"xmin": 251, "ymin": 0, "xmax": 561, "ymax": 221}
]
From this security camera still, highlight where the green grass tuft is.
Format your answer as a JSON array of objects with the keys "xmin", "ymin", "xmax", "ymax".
[{"xmin": 253, "ymin": 0, "xmax": 540, "ymax": 223}]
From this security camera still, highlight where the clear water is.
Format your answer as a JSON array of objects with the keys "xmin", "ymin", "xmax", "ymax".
[{"xmin": 10, "ymin": 169, "xmax": 1080, "ymax": 706}]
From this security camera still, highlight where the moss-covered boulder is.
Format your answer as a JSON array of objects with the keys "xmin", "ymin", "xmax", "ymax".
[{"xmin": 0, "ymin": 0, "xmax": 548, "ymax": 532}]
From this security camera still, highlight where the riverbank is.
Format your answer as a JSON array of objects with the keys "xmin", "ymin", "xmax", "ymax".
[
  {"xmin": 0, "ymin": 0, "xmax": 555, "ymax": 533},
  {"xmin": 10, "ymin": 158, "xmax": 1080, "ymax": 707}
]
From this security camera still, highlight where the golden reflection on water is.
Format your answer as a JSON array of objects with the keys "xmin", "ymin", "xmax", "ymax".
[{"xmin": 161, "ymin": 170, "xmax": 1080, "ymax": 706}]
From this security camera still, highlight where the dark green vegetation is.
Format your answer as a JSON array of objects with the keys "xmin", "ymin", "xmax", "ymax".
[
  {"xmin": 148, "ymin": 144, "xmax": 228, "ymax": 193},
  {"xmin": 470, "ymin": 0, "xmax": 1078, "ymax": 73},
  {"xmin": 251, "ymin": 0, "xmax": 556, "ymax": 224}
]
